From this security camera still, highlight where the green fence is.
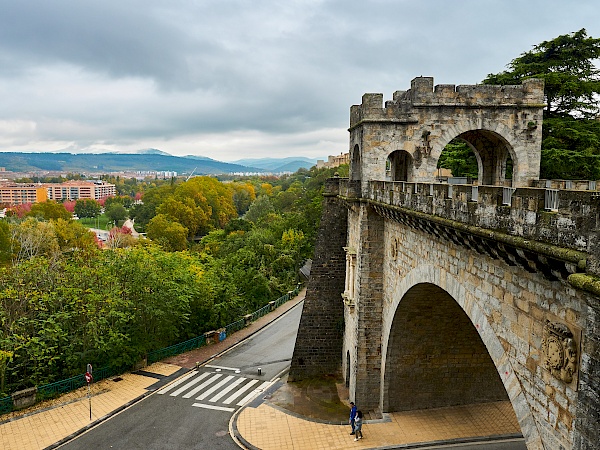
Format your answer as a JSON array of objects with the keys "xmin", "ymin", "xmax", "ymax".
[
  {"xmin": 37, "ymin": 365, "xmax": 124, "ymax": 402},
  {"xmin": 1, "ymin": 285, "xmax": 301, "ymax": 416},
  {"xmin": 0, "ymin": 395, "xmax": 12, "ymax": 415},
  {"xmin": 147, "ymin": 334, "xmax": 207, "ymax": 364}
]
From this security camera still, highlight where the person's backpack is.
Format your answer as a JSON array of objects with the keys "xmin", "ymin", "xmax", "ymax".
[{"xmin": 357, "ymin": 410, "xmax": 363, "ymax": 419}]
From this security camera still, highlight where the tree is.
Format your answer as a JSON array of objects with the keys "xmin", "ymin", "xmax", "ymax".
[
  {"xmin": 27, "ymin": 201, "xmax": 72, "ymax": 221},
  {"xmin": 52, "ymin": 219, "xmax": 99, "ymax": 252},
  {"xmin": 74, "ymin": 199, "xmax": 101, "ymax": 219},
  {"xmin": 10, "ymin": 218, "xmax": 60, "ymax": 262},
  {"xmin": 0, "ymin": 221, "xmax": 11, "ymax": 265},
  {"xmin": 483, "ymin": 29, "xmax": 600, "ymax": 179},
  {"xmin": 484, "ymin": 29, "xmax": 600, "ymax": 119},
  {"xmin": 244, "ymin": 195, "xmax": 275, "ymax": 224},
  {"xmin": 437, "ymin": 139, "xmax": 478, "ymax": 178},
  {"xmin": 146, "ymin": 214, "xmax": 189, "ymax": 251},
  {"xmin": 105, "ymin": 203, "xmax": 128, "ymax": 224}
]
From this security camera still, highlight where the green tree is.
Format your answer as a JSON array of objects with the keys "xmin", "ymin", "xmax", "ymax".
[
  {"xmin": 437, "ymin": 139, "xmax": 478, "ymax": 178},
  {"xmin": 28, "ymin": 201, "xmax": 72, "ymax": 221},
  {"xmin": 0, "ymin": 221, "xmax": 11, "ymax": 265},
  {"xmin": 74, "ymin": 199, "xmax": 102, "ymax": 219},
  {"xmin": 483, "ymin": 29, "xmax": 600, "ymax": 179},
  {"xmin": 484, "ymin": 29, "xmax": 600, "ymax": 119},
  {"xmin": 105, "ymin": 203, "xmax": 128, "ymax": 224}
]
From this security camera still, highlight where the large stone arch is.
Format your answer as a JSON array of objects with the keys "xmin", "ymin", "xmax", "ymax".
[
  {"xmin": 380, "ymin": 264, "xmax": 544, "ymax": 450},
  {"xmin": 432, "ymin": 122, "xmax": 521, "ymax": 186}
]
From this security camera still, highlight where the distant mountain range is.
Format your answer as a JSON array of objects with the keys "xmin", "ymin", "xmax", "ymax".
[{"xmin": 0, "ymin": 151, "xmax": 319, "ymax": 175}]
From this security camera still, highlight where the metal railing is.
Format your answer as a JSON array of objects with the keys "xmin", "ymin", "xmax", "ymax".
[
  {"xmin": 37, "ymin": 365, "xmax": 123, "ymax": 401},
  {"xmin": 147, "ymin": 334, "xmax": 208, "ymax": 364},
  {"xmin": 0, "ymin": 395, "xmax": 12, "ymax": 415}
]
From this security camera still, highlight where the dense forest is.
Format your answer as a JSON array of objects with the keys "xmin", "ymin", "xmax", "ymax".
[
  {"xmin": 438, "ymin": 29, "xmax": 600, "ymax": 180},
  {"xmin": 0, "ymin": 164, "xmax": 347, "ymax": 395}
]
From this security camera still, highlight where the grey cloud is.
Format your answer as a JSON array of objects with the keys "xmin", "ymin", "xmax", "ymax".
[{"xmin": 0, "ymin": 0, "xmax": 598, "ymax": 158}]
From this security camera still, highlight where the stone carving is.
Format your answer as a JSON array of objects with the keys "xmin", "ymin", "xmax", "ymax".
[{"xmin": 542, "ymin": 320, "xmax": 578, "ymax": 383}]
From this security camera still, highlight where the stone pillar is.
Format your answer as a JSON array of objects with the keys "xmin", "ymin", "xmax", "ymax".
[
  {"xmin": 289, "ymin": 178, "xmax": 347, "ymax": 380},
  {"xmin": 353, "ymin": 205, "xmax": 385, "ymax": 410}
]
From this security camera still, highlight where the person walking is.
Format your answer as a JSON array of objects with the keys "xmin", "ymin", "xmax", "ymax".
[
  {"xmin": 353, "ymin": 410, "xmax": 364, "ymax": 441},
  {"xmin": 349, "ymin": 401, "xmax": 357, "ymax": 435}
]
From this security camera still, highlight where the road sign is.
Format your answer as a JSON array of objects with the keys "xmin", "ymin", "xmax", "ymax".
[
  {"xmin": 85, "ymin": 372, "xmax": 93, "ymax": 383},
  {"xmin": 87, "ymin": 363, "xmax": 93, "ymax": 375}
]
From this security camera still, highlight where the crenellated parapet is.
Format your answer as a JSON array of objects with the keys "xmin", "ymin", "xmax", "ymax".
[
  {"xmin": 337, "ymin": 178, "xmax": 600, "ymax": 287},
  {"xmin": 350, "ymin": 77, "xmax": 545, "ymax": 129}
]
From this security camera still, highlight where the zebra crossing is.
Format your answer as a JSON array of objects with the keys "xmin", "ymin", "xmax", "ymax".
[{"xmin": 157, "ymin": 369, "xmax": 271, "ymax": 412}]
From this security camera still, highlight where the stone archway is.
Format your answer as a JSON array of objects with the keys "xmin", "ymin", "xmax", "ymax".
[
  {"xmin": 387, "ymin": 150, "xmax": 412, "ymax": 181},
  {"xmin": 350, "ymin": 144, "xmax": 361, "ymax": 181},
  {"xmin": 380, "ymin": 265, "xmax": 544, "ymax": 449},
  {"xmin": 439, "ymin": 130, "xmax": 516, "ymax": 186},
  {"xmin": 384, "ymin": 282, "xmax": 507, "ymax": 410}
]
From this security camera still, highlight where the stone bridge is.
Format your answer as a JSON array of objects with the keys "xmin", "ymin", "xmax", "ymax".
[{"xmin": 290, "ymin": 77, "xmax": 600, "ymax": 450}]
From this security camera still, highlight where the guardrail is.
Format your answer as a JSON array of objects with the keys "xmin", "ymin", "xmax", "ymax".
[{"xmin": 1, "ymin": 285, "xmax": 301, "ymax": 416}]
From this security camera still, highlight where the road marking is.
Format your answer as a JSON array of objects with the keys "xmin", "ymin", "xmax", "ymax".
[
  {"xmin": 156, "ymin": 371, "xmax": 197, "ymax": 395},
  {"xmin": 196, "ymin": 375, "xmax": 235, "ymax": 400},
  {"xmin": 209, "ymin": 376, "xmax": 246, "ymax": 402},
  {"xmin": 192, "ymin": 403, "xmax": 235, "ymax": 412},
  {"xmin": 223, "ymin": 379, "xmax": 259, "ymax": 404},
  {"xmin": 169, "ymin": 372, "xmax": 210, "ymax": 397},
  {"xmin": 182, "ymin": 373, "xmax": 222, "ymax": 398},
  {"xmin": 236, "ymin": 381, "xmax": 271, "ymax": 406},
  {"xmin": 205, "ymin": 364, "xmax": 241, "ymax": 372}
]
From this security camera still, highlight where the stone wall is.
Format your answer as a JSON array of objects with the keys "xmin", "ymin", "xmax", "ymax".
[
  {"xmin": 379, "ymin": 216, "xmax": 594, "ymax": 450},
  {"xmin": 573, "ymin": 296, "xmax": 600, "ymax": 450},
  {"xmin": 352, "ymin": 205, "xmax": 385, "ymax": 410},
  {"xmin": 289, "ymin": 178, "xmax": 347, "ymax": 379}
]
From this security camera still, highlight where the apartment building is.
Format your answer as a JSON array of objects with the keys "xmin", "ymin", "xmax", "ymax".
[
  {"xmin": 0, "ymin": 180, "xmax": 115, "ymax": 206},
  {"xmin": 0, "ymin": 183, "xmax": 48, "ymax": 205}
]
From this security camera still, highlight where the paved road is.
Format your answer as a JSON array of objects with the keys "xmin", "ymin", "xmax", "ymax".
[
  {"xmin": 404, "ymin": 438, "xmax": 527, "ymax": 450},
  {"xmin": 59, "ymin": 302, "xmax": 304, "ymax": 449}
]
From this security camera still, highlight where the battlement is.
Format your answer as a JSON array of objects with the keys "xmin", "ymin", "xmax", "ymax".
[
  {"xmin": 350, "ymin": 77, "xmax": 545, "ymax": 128},
  {"xmin": 336, "ymin": 178, "xmax": 600, "ymax": 275}
]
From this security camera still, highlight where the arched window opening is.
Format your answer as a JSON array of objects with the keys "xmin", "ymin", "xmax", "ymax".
[
  {"xmin": 350, "ymin": 144, "xmax": 361, "ymax": 181},
  {"xmin": 387, "ymin": 150, "xmax": 412, "ymax": 182}
]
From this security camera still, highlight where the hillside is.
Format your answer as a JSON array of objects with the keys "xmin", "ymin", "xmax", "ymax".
[
  {"xmin": 232, "ymin": 156, "xmax": 317, "ymax": 172},
  {"xmin": 0, "ymin": 152, "xmax": 261, "ymax": 175}
]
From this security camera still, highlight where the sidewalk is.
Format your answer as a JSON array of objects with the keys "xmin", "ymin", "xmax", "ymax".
[
  {"xmin": 234, "ymin": 394, "xmax": 523, "ymax": 450},
  {"xmin": 0, "ymin": 288, "xmax": 525, "ymax": 449}
]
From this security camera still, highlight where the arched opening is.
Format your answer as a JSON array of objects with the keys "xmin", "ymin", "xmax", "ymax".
[
  {"xmin": 346, "ymin": 350, "xmax": 351, "ymax": 388},
  {"xmin": 436, "ymin": 138, "xmax": 478, "ymax": 182},
  {"xmin": 384, "ymin": 283, "xmax": 508, "ymax": 412},
  {"xmin": 387, "ymin": 150, "xmax": 412, "ymax": 181},
  {"xmin": 350, "ymin": 144, "xmax": 361, "ymax": 181},
  {"xmin": 436, "ymin": 130, "xmax": 515, "ymax": 186}
]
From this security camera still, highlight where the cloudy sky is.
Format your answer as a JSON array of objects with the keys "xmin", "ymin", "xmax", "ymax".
[{"xmin": 0, "ymin": 1, "xmax": 598, "ymax": 162}]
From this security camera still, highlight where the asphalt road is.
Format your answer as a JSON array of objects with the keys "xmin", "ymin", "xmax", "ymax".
[
  {"xmin": 401, "ymin": 438, "xmax": 527, "ymax": 450},
  {"xmin": 59, "ymin": 301, "xmax": 304, "ymax": 449}
]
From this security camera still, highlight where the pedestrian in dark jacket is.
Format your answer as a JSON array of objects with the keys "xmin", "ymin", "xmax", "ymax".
[{"xmin": 349, "ymin": 402, "xmax": 357, "ymax": 435}]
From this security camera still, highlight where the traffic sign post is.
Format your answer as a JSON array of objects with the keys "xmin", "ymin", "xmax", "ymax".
[{"xmin": 85, "ymin": 364, "xmax": 93, "ymax": 421}]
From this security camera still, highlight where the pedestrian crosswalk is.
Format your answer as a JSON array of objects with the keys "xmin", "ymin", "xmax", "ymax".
[{"xmin": 157, "ymin": 369, "xmax": 271, "ymax": 412}]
